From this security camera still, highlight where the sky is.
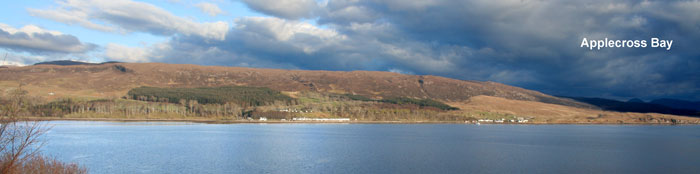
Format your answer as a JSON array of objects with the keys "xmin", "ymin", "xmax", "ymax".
[{"xmin": 0, "ymin": 0, "xmax": 699, "ymax": 101}]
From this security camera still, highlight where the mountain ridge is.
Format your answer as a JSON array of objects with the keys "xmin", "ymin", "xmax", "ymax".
[
  {"xmin": 650, "ymin": 98, "xmax": 700, "ymax": 111},
  {"xmin": 562, "ymin": 96, "xmax": 699, "ymax": 117},
  {"xmin": 33, "ymin": 60, "xmax": 123, "ymax": 66}
]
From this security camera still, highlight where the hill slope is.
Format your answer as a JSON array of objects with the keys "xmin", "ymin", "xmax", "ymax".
[{"xmin": 0, "ymin": 63, "xmax": 591, "ymax": 108}]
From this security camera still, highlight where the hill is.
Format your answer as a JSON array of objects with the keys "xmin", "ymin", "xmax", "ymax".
[
  {"xmin": 0, "ymin": 62, "xmax": 591, "ymax": 108},
  {"xmin": 1, "ymin": 62, "xmax": 699, "ymax": 124}
]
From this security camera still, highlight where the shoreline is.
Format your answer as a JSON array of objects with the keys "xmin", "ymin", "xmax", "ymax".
[{"xmin": 17, "ymin": 117, "xmax": 699, "ymax": 125}]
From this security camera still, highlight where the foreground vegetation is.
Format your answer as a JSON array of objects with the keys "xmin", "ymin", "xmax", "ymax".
[{"xmin": 0, "ymin": 87, "xmax": 87, "ymax": 173}]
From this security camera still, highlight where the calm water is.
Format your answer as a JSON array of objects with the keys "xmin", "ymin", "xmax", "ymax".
[{"xmin": 40, "ymin": 121, "xmax": 700, "ymax": 173}]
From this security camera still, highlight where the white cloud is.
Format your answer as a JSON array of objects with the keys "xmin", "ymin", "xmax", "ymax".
[
  {"xmin": 28, "ymin": 0, "xmax": 230, "ymax": 40},
  {"xmin": 241, "ymin": 0, "xmax": 319, "ymax": 19},
  {"xmin": 0, "ymin": 53, "xmax": 47, "ymax": 66},
  {"xmin": 233, "ymin": 17, "xmax": 347, "ymax": 54},
  {"xmin": 104, "ymin": 43, "xmax": 173, "ymax": 63},
  {"xmin": 104, "ymin": 43, "xmax": 149, "ymax": 63},
  {"xmin": 236, "ymin": 17, "xmax": 342, "ymax": 41},
  {"xmin": 388, "ymin": 68, "xmax": 413, "ymax": 75},
  {"xmin": 0, "ymin": 23, "xmax": 95, "ymax": 54},
  {"xmin": 195, "ymin": 2, "xmax": 224, "ymax": 16},
  {"xmin": 0, "ymin": 23, "xmax": 63, "ymax": 35}
]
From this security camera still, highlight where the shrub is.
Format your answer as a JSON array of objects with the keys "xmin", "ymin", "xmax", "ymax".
[{"xmin": 2, "ymin": 154, "xmax": 87, "ymax": 174}]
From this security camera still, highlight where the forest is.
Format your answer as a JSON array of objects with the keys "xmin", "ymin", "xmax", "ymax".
[{"xmin": 126, "ymin": 86, "xmax": 296, "ymax": 106}]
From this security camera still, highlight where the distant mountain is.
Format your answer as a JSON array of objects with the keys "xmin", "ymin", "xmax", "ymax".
[
  {"xmin": 650, "ymin": 98, "xmax": 700, "ymax": 111},
  {"xmin": 33, "ymin": 60, "xmax": 123, "ymax": 66},
  {"xmin": 627, "ymin": 98, "xmax": 645, "ymax": 103},
  {"xmin": 563, "ymin": 96, "xmax": 700, "ymax": 117},
  {"xmin": 34, "ymin": 60, "xmax": 94, "ymax": 66}
]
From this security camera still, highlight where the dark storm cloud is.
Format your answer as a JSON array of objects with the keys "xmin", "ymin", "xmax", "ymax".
[
  {"xmin": 131, "ymin": 0, "xmax": 700, "ymax": 100},
  {"xmin": 317, "ymin": 0, "xmax": 700, "ymax": 100}
]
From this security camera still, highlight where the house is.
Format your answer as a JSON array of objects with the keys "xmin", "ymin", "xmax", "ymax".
[{"xmin": 516, "ymin": 117, "xmax": 529, "ymax": 123}]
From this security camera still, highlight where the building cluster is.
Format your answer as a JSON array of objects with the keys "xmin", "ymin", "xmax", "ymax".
[
  {"xmin": 277, "ymin": 108, "xmax": 313, "ymax": 113},
  {"xmin": 254, "ymin": 117, "xmax": 350, "ymax": 122},
  {"xmin": 292, "ymin": 117, "xmax": 350, "ymax": 122},
  {"xmin": 476, "ymin": 117, "xmax": 529, "ymax": 123}
]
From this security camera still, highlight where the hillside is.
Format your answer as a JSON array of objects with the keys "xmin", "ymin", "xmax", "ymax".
[
  {"xmin": 2, "ymin": 62, "xmax": 699, "ymax": 124},
  {"xmin": 0, "ymin": 62, "xmax": 591, "ymax": 108}
]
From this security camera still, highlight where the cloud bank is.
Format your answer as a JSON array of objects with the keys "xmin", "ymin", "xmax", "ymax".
[{"xmin": 22, "ymin": 0, "xmax": 700, "ymax": 100}]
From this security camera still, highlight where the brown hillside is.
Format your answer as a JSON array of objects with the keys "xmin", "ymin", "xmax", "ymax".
[{"xmin": 0, "ymin": 63, "xmax": 592, "ymax": 108}]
